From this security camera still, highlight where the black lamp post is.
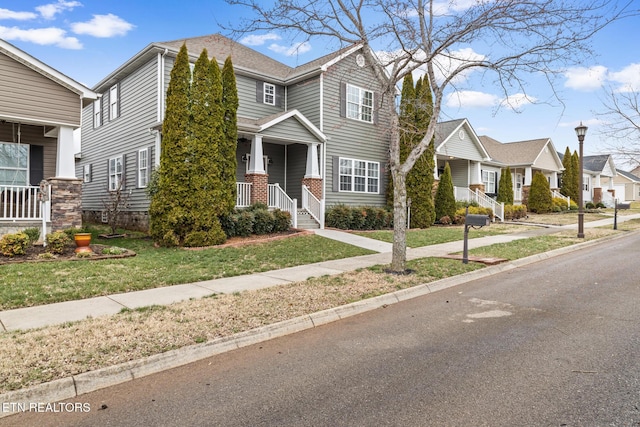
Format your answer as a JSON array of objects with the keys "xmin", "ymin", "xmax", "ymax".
[{"xmin": 575, "ymin": 122, "xmax": 588, "ymax": 238}]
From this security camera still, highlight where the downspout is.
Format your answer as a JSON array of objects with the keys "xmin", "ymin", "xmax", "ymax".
[{"xmin": 159, "ymin": 49, "xmax": 168, "ymax": 122}]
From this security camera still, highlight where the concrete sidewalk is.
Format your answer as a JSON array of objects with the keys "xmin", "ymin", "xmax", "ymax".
[{"xmin": 1, "ymin": 213, "xmax": 638, "ymax": 333}]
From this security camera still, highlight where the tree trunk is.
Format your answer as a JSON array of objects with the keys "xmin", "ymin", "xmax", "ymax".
[{"xmin": 391, "ymin": 169, "xmax": 408, "ymax": 271}]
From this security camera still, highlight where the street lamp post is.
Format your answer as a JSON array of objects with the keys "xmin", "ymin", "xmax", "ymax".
[{"xmin": 575, "ymin": 122, "xmax": 588, "ymax": 238}]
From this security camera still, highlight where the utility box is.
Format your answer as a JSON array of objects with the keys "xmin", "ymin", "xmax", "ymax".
[{"xmin": 466, "ymin": 214, "xmax": 490, "ymax": 227}]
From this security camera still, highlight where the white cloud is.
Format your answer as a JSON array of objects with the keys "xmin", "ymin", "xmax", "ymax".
[
  {"xmin": 268, "ymin": 41, "xmax": 312, "ymax": 56},
  {"xmin": 608, "ymin": 63, "xmax": 640, "ymax": 93},
  {"xmin": 0, "ymin": 8, "xmax": 38, "ymax": 21},
  {"xmin": 36, "ymin": 0, "xmax": 82, "ymax": 20},
  {"xmin": 71, "ymin": 14, "xmax": 133, "ymax": 37},
  {"xmin": 563, "ymin": 66, "xmax": 607, "ymax": 91},
  {"xmin": 240, "ymin": 33, "xmax": 281, "ymax": 46},
  {"xmin": 500, "ymin": 93, "xmax": 536, "ymax": 111},
  {"xmin": 0, "ymin": 25, "xmax": 82, "ymax": 49},
  {"xmin": 446, "ymin": 90, "xmax": 498, "ymax": 108},
  {"xmin": 432, "ymin": 0, "xmax": 488, "ymax": 15}
]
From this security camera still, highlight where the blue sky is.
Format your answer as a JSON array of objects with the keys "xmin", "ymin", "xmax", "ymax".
[{"xmin": 2, "ymin": 0, "xmax": 638, "ymax": 164}]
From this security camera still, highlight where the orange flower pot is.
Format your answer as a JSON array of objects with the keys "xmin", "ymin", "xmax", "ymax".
[{"xmin": 74, "ymin": 233, "xmax": 93, "ymax": 254}]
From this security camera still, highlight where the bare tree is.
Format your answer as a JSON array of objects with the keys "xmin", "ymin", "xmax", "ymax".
[
  {"xmin": 598, "ymin": 86, "xmax": 640, "ymax": 169},
  {"xmin": 226, "ymin": 0, "xmax": 633, "ymax": 271}
]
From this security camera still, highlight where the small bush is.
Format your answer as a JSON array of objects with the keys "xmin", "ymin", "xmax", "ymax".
[
  {"xmin": 552, "ymin": 197, "xmax": 570, "ymax": 211},
  {"xmin": 569, "ymin": 200, "xmax": 578, "ymax": 211},
  {"xmin": 325, "ymin": 205, "xmax": 392, "ymax": 230},
  {"xmin": 272, "ymin": 209, "xmax": 291, "ymax": 232},
  {"xmin": 453, "ymin": 206, "xmax": 494, "ymax": 224},
  {"xmin": 22, "ymin": 227, "xmax": 41, "ymax": 244},
  {"xmin": 596, "ymin": 202, "xmax": 606, "ymax": 209},
  {"xmin": 45, "ymin": 231, "xmax": 71, "ymax": 255},
  {"xmin": 585, "ymin": 202, "xmax": 595, "ymax": 209},
  {"xmin": 235, "ymin": 211, "xmax": 255, "ymax": 237},
  {"xmin": 246, "ymin": 202, "xmax": 269, "ymax": 212},
  {"xmin": 325, "ymin": 205, "xmax": 353, "ymax": 229},
  {"xmin": 438, "ymin": 215, "xmax": 452, "ymax": 225},
  {"xmin": 253, "ymin": 209, "xmax": 275, "ymax": 235},
  {"xmin": 0, "ymin": 232, "xmax": 30, "ymax": 257},
  {"xmin": 504, "ymin": 204, "xmax": 528, "ymax": 220}
]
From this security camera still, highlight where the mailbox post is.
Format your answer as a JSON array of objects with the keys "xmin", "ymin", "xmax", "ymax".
[
  {"xmin": 463, "ymin": 207, "xmax": 490, "ymax": 264},
  {"xmin": 614, "ymin": 199, "xmax": 631, "ymax": 230}
]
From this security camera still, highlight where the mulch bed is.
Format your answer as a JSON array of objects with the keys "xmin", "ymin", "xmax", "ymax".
[{"xmin": 0, "ymin": 244, "xmax": 136, "ymax": 265}]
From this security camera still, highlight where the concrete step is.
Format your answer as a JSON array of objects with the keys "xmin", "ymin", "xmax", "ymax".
[{"xmin": 296, "ymin": 210, "xmax": 320, "ymax": 229}]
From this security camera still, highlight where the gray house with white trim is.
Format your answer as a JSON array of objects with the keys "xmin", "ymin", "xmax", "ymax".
[{"xmin": 78, "ymin": 34, "xmax": 391, "ymax": 230}]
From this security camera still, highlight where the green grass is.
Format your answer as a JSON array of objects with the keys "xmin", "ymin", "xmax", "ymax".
[
  {"xmin": 0, "ymin": 233, "xmax": 372, "ymax": 310},
  {"xmin": 466, "ymin": 234, "xmax": 584, "ymax": 260},
  {"xmin": 352, "ymin": 224, "xmax": 518, "ymax": 248}
]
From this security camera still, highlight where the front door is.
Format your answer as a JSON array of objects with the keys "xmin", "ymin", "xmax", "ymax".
[{"xmin": 514, "ymin": 172, "xmax": 523, "ymax": 201}]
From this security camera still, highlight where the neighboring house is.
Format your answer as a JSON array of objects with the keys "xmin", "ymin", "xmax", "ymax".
[
  {"xmin": 582, "ymin": 154, "xmax": 617, "ymax": 207},
  {"xmin": 613, "ymin": 169, "xmax": 640, "ymax": 202},
  {"xmin": 78, "ymin": 34, "xmax": 391, "ymax": 230},
  {"xmin": 480, "ymin": 135, "xmax": 564, "ymax": 205},
  {"xmin": 0, "ymin": 39, "xmax": 97, "ymax": 237}
]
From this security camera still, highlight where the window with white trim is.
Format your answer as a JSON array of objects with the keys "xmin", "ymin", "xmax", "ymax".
[
  {"xmin": 83, "ymin": 164, "xmax": 92, "ymax": 183},
  {"xmin": 138, "ymin": 149, "xmax": 148, "ymax": 188},
  {"xmin": 93, "ymin": 99, "xmax": 102, "ymax": 128},
  {"xmin": 263, "ymin": 83, "xmax": 275, "ymax": 105},
  {"xmin": 109, "ymin": 84, "xmax": 119, "ymax": 120},
  {"xmin": 109, "ymin": 155, "xmax": 123, "ymax": 191},
  {"xmin": 482, "ymin": 170, "xmax": 496, "ymax": 194},
  {"xmin": 0, "ymin": 142, "xmax": 28, "ymax": 186},
  {"xmin": 346, "ymin": 84, "xmax": 373, "ymax": 123},
  {"xmin": 339, "ymin": 157, "xmax": 379, "ymax": 193}
]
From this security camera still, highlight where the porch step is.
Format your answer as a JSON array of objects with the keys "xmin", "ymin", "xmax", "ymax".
[{"xmin": 296, "ymin": 209, "xmax": 320, "ymax": 229}]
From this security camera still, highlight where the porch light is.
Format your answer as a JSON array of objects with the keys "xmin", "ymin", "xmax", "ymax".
[{"xmin": 575, "ymin": 122, "xmax": 587, "ymax": 238}]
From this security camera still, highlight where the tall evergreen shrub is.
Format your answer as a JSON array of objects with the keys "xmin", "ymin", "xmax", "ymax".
[
  {"xmin": 434, "ymin": 162, "xmax": 456, "ymax": 222},
  {"xmin": 220, "ymin": 57, "xmax": 239, "ymax": 214},
  {"xmin": 497, "ymin": 166, "xmax": 514, "ymax": 204},
  {"xmin": 528, "ymin": 171, "xmax": 553, "ymax": 213}
]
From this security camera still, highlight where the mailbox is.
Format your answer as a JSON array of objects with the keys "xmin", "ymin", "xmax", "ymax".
[
  {"xmin": 466, "ymin": 214, "xmax": 490, "ymax": 227},
  {"xmin": 617, "ymin": 202, "xmax": 631, "ymax": 210}
]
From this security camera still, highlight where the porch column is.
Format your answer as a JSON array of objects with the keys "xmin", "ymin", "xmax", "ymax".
[
  {"xmin": 433, "ymin": 155, "xmax": 439, "ymax": 180},
  {"xmin": 524, "ymin": 167, "xmax": 533, "ymax": 186},
  {"xmin": 48, "ymin": 177, "xmax": 82, "ymax": 231},
  {"xmin": 550, "ymin": 171, "xmax": 558, "ymax": 189},
  {"xmin": 55, "ymin": 126, "xmax": 76, "ymax": 178},
  {"xmin": 245, "ymin": 135, "xmax": 268, "ymax": 205},
  {"xmin": 469, "ymin": 161, "xmax": 482, "ymax": 185},
  {"xmin": 302, "ymin": 143, "xmax": 323, "ymax": 201}
]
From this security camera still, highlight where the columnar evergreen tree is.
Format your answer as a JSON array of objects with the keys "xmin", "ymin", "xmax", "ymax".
[
  {"xmin": 497, "ymin": 167, "xmax": 514, "ymax": 204},
  {"xmin": 434, "ymin": 162, "xmax": 456, "ymax": 222},
  {"xmin": 220, "ymin": 56, "xmax": 239, "ymax": 214},
  {"xmin": 560, "ymin": 146, "xmax": 578, "ymax": 201},
  {"xmin": 186, "ymin": 49, "xmax": 226, "ymax": 246},
  {"xmin": 149, "ymin": 43, "xmax": 192, "ymax": 246},
  {"xmin": 528, "ymin": 171, "xmax": 553, "ymax": 213},
  {"xmin": 571, "ymin": 150, "xmax": 581, "ymax": 203}
]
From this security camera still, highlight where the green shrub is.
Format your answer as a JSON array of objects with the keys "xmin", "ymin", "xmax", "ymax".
[
  {"xmin": 596, "ymin": 202, "xmax": 606, "ymax": 209},
  {"xmin": 325, "ymin": 205, "xmax": 353, "ymax": 229},
  {"xmin": 569, "ymin": 200, "xmax": 578, "ymax": 210},
  {"xmin": 552, "ymin": 197, "xmax": 570, "ymax": 211},
  {"xmin": 325, "ymin": 205, "xmax": 392, "ymax": 230},
  {"xmin": 246, "ymin": 202, "xmax": 269, "ymax": 212},
  {"xmin": 453, "ymin": 206, "xmax": 494, "ymax": 224},
  {"xmin": 21, "ymin": 227, "xmax": 41, "ymax": 244},
  {"xmin": 585, "ymin": 202, "xmax": 595, "ymax": 209},
  {"xmin": 235, "ymin": 211, "xmax": 255, "ymax": 237},
  {"xmin": 434, "ymin": 163, "xmax": 456, "ymax": 222},
  {"xmin": 272, "ymin": 209, "xmax": 291, "ymax": 232},
  {"xmin": 253, "ymin": 209, "xmax": 275, "ymax": 235},
  {"xmin": 527, "ymin": 172, "xmax": 553, "ymax": 213},
  {"xmin": 0, "ymin": 232, "xmax": 30, "ymax": 257},
  {"xmin": 183, "ymin": 227, "xmax": 227, "ymax": 247},
  {"xmin": 45, "ymin": 231, "xmax": 71, "ymax": 254}
]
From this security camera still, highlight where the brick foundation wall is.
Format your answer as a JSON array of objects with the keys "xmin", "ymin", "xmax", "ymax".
[
  {"xmin": 469, "ymin": 184, "xmax": 486, "ymax": 193},
  {"xmin": 522, "ymin": 185, "xmax": 530, "ymax": 207},
  {"xmin": 49, "ymin": 178, "xmax": 82, "ymax": 231},
  {"xmin": 593, "ymin": 187, "xmax": 602, "ymax": 204},
  {"xmin": 302, "ymin": 177, "xmax": 323, "ymax": 201},
  {"xmin": 245, "ymin": 173, "xmax": 269, "ymax": 205},
  {"xmin": 82, "ymin": 210, "xmax": 150, "ymax": 232}
]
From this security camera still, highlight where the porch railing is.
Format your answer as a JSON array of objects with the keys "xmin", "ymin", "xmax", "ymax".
[
  {"xmin": 453, "ymin": 186, "xmax": 504, "ymax": 221},
  {"xmin": 1, "ymin": 185, "xmax": 45, "ymax": 220},
  {"xmin": 302, "ymin": 185, "xmax": 324, "ymax": 228},
  {"xmin": 551, "ymin": 190, "xmax": 571, "ymax": 208},
  {"xmin": 268, "ymin": 183, "xmax": 297, "ymax": 228},
  {"xmin": 236, "ymin": 182, "xmax": 252, "ymax": 208}
]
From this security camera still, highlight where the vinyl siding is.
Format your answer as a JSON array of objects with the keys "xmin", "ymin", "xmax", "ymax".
[
  {"xmin": 285, "ymin": 144, "xmax": 307, "ymax": 206},
  {"xmin": 534, "ymin": 145, "xmax": 560, "ymax": 171},
  {"xmin": 78, "ymin": 56, "xmax": 159, "ymax": 212},
  {"xmin": 261, "ymin": 119, "xmax": 320, "ymax": 145},
  {"xmin": 437, "ymin": 128, "xmax": 485, "ymax": 161},
  {"xmin": 322, "ymin": 51, "xmax": 389, "ymax": 207},
  {"xmin": 288, "ymin": 77, "xmax": 321, "ymax": 126},
  {"xmin": 237, "ymin": 75, "xmax": 284, "ymax": 119},
  {"xmin": 448, "ymin": 159, "xmax": 469, "ymax": 187},
  {"xmin": 0, "ymin": 52, "xmax": 81, "ymax": 126},
  {"xmin": 0, "ymin": 122, "xmax": 56, "ymax": 182}
]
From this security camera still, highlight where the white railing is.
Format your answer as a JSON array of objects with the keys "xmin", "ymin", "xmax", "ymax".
[
  {"xmin": 268, "ymin": 183, "xmax": 297, "ymax": 228},
  {"xmin": 236, "ymin": 182, "xmax": 252, "ymax": 207},
  {"xmin": 302, "ymin": 185, "xmax": 324, "ymax": 228},
  {"xmin": 453, "ymin": 186, "xmax": 504, "ymax": 221},
  {"xmin": 1, "ymin": 185, "xmax": 44, "ymax": 220},
  {"xmin": 552, "ymin": 190, "xmax": 571, "ymax": 208}
]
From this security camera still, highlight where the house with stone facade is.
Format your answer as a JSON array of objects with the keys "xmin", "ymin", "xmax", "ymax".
[
  {"xmin": 78, "ymin": 34, "xmax": 391, "ymax": 230},
  {"xmin": 0, "ymin": 39, "xmax": 97, "ymax": 238}
]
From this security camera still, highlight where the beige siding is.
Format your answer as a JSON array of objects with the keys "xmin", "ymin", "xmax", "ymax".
[
  {"xmin": 0, "ymin": 121, "xmax": 57, "ymax": 181},
  {"xmin": 534, "ymin": 145, "xmax": 560, "ymax": 171},
  {"xmin": 438, "ymin": 128, "xmax": 485, "ymax": 162},
  {"xmin": 0, "ymin": 52, "xmax": 81, "ymax": 126}
]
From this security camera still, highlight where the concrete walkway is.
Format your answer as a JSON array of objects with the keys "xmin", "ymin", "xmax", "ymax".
[{"xmin": 1, "ymin": 213, "xmax": 639, "ymax": 333}]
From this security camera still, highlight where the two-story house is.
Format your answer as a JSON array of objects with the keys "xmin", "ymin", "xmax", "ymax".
[
  {"xmin": 1, "ymin": 38, "xmax": 97, "ymax": 238},
  {"xmin": 79, "ymin": 34, "xmax": 391, "ymax": 230}
]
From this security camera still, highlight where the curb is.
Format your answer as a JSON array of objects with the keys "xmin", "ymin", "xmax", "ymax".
[{"xmin": 1, "ymin": 229, "xmax": 637, "ymax": 418}]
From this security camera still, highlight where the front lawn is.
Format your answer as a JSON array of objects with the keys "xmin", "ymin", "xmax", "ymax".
[{"xmin": 0, "ymin": 231, "xmax": 373, "ymax": 310}]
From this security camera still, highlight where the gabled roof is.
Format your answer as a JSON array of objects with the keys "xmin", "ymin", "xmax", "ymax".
[
  {"xmin": 0, "ymin": 38, "xmax": 97, "ymax": 101},
  {"xmin": 435, "ymin": 118, "xmax": 491, "ymax": 161},
  {"xmin": 95, "ymin": 33, "xmax": 367, "ymax": 91},
  {"xmin": 616, "ymin": 169, "xmax": 640, "ymax": 182},
  {"xmin": 583, "ymin": 154, "xmax": 616, "ymax": 176},
  {"xmin": 480, "ymin": 136, "xmax": 552, "ymax": 165}
]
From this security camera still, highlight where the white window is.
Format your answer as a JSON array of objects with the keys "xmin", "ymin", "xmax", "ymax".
[
  {"xmin": 339, "ymin": 157, "xmax": 379, "ymax": 193},
  {"xmin": 83, "ymin": 164, "xmax": 92, "ymax": 183},
  {"xmin": 138, "ymin": 149, "xmax": 148, "ymax": 188},
  {"xmin": 109, "ymin": 84, "xmax": 119, "ymax": 120},
  {"xmin": 0, "ymin": 142, "xmax": 28, "ymax": 186},
  {"xmin": 482, "ymin": 170, "xmax": 496, "ymax": 194},
  {"xmin": 93, "ymin": 99, "xmax": 102, "ymax": 128},
  {"xmin": 346, "ymin": 84, "xmax": 373, "ymax": 123},
  {"xmin": 583, "ymin": 175, "xmax": 590, "ymax": 191},
  {"xmin": 263, "ymin": 83, "xmax": 275, "ymax": 105},
  {"xmin": 109, "ymin": 155, "xmax": 123, "ymax": 191}
]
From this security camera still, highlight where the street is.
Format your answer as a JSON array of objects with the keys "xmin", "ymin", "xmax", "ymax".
[{"xmin": 4, "ymin": 232, "xmax": 640, "ymax": 426}]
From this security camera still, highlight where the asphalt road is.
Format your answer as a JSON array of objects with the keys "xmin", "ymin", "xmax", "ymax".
[{"xmin": 4, "ymin": 232, "xmax": 640, "ymax": 426}]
